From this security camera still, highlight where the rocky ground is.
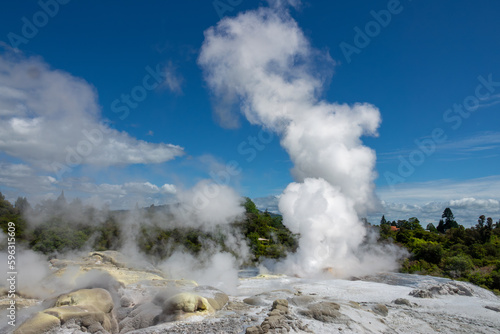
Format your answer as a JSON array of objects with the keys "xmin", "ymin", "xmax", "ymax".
[{"xmin": 1, "ymin": 252, "xmax": 499, "ymax": 334}]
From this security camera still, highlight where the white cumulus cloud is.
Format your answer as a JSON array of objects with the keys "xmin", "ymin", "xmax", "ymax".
[
  {"xmin": 0, "ymin": 53, "xmax": 184, "ymax": 175},
  {"xmin": 371, "ymin": 176, "xmax": 500, "ymax": 226}
]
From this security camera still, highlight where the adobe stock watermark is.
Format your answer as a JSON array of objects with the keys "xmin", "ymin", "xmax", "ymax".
[
  {"xmin": 384, "ymin": 74, "xmax": 500, "ymax": 190},
  {"xmin": 51, "ymin": 64, "xmax": 167, "ymax": 179},
  {"xmin": 6, "ymin": 222, "xmax": 17, "ymax": 327},
  {"xmin": 339, "ymin": 0, "xmax": 412, "ymax": 64},
  {"xmin": 213, "ymin": 0, "xmax": 244, "ymax": 19},
  {"xmin": 187, "ymin": 129, "xmax": 274, "ymax": 211},
  {"xmin": 7, "ymin": 0, "xmax": 71, "ymax": 49}
]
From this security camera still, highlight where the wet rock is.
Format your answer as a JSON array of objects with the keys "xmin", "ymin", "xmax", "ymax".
[
  {"xmin": 56, "ymin": 288, "xmax": 114, "ymax": 313},
  {"xmin": 225, "ymin": 300, "xmax": 253, "ymax": 312},
  {"xmin": 119, "ymin": 302, "xmax": 163, "ymax": 333},
  {"xmin": 115, "ymin": 306, "xmax": 132, "ymax": 323},
  {"xmin": 272, "ymin": 299, "xmax": 289, "ymax": 314},
  {"xmin": 261, "ymin": 315, "xmax": 286, "ymax": 331},
  {"xmin": 87, "ymin": 321, "xmax": 107, "ymax": 333},
  {"xmin": 409, "ymin": 289, "xmax": 433, "ymax": 298},
  {"xmin": 300, "ymin": 301, "xmax": 342, "ymax": 323},
  {"xmin": 484, "ymin": 305, "xmax": 500, "ymax": 312},
  {"xmin": 120, "ymin": 296, "xmax": 133, "ymax": 308},
  {"xmin": 165, "ymin": 292, "xmax": 211, "ymax": 313},
  {"xmin": 250, "ymin": 298, "xmax": 296, "ymax": 333},
  {"xmin": 15, "ymin": 288, "xmax": 118, "ymax": 334},
  {"xmin": 13, "ymin": 312, "xmax": 61, "ymax": 334},
  {"xmin": 136, "ymin": 316, "xmax": 245, "ymax": 333},
  {"xmin": 194, "ymin": 285, "xmax": 229, "ymax": 311},
  {"xmin": 246, "ymin": 326, "xmax": 263, "ymax": 334},
  {"xmin": 448, "ymin": 282, "xmax": 474, "ymax": 296},
  {"xmin": 244, "ymin": 296, "xmax": 268, "ymax": 306},
  {"xmin": 290, "ymin": 295, "xmax": 316, "ymax": 307},
  {"xmin": 348, "ymin": 301, "xmax": 361, "ymax": 309},
  {"xmin": 393, "ymin": 298, "xmax": 412, "ymax": 307},
  {"xmin": 410, "ymin": 282, "xmax": 474, "ymax": 299},
  {"xmin": 372, "ymin": 304, "xmax": 389, "ymax": 317},
  {"xmin": 255, "ymin": 289, "xmax": 295, "ymax": 301},
  {"xmin": 119, "ymin": 285, "xmax": 228, "ymax": 331}
]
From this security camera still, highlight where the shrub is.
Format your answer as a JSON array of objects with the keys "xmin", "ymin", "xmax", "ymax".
[
  {"xmin": 416, "ymin": 242, "xmax": 443, "ymax": 264},
  {"xmin": 443, "ymin": 254, "xmax": 474, "ymax": 278}
]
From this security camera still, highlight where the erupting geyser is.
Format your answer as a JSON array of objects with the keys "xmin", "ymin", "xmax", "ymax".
[{"xmin": 199, "ymin": 4, "xmax": 401, "ymax": 277}]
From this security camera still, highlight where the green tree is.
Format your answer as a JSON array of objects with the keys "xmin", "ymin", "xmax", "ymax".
[
  {"xmin": 442, "ymin": 207, "xmax": 455, "ymax": 222},
  {"xmin": 416, "ymin": 242, "xmax": 443, "ymax": 264},
  {"xmin": 0, "ymin": 192, "xmax": 27, "ymax": 238},
  {"xmin": 486, "ymin": 217, "xmax": 493, "ymax": 230},
  {"xmin": 426, "ymin": 223, "xmax": 438, "ymax": 233},
  {"xmin": 55, "ymin": 190, "xmax": 67, "ymax": 209},
  {"xmin": 443, "ymin": 254, "xmax": 474, "ymax": 278},
  {"xmin": 477, "ymin": 215, "xmax": 485, "ymax": 228},
  {"xmin": 474, "ymin": 215, "xmax": 493, "ymax": 243},
  {"xmin": 437, "ymin": 208, "xmax": 458, "ymax": 233},
  {"xmin": 437, "ymin": 219, "xmax": 445, "ymax": 233},
  {"xmin": 14, "ymin": 197, "xmax": 31, "ymax": 214},
  {"xmin": 0, "ymin": 192, "xmax": 15, "ymax": 216},
  {"xmin": 400, "ymin": 217, "xmax": 423, "ymax": 230},
  {"xmin": 380, "ymin": 215, "xmax": 388, "ymax": 225},
  {"xmin": 243, "ymin": 197, "xmax": 259, "ymax": 215}
]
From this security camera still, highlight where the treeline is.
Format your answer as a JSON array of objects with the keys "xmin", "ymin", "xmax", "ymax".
[
  {"xmin": 2, "ymin": 191, "xmax": 499, "ymax": 293},
  {"xmin": 378, "ymin": 208, "xmax": 500, "ymax": 294},
  {"xmin": 0, "ymin": 192, "xmax": 298, "ymax": 264},
  {"xmin": 137, "ymin": 198, "xmax": 298, "ymax": 262}
]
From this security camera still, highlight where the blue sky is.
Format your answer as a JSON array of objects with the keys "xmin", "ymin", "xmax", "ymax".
[{"xmin": 0, "ymin": 0, "xmax": 499, "ymax": 226}]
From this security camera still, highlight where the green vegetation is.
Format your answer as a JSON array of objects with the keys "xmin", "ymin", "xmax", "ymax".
[
  {"xmin": 379, "ymin": 208, "xmax": 500, "ymax": 294},
  {"xmin": 238, "ymin": 198, "xmax": 299, "ymax": 261},
  {"xmin": 2, "ymin": 191, "xmax": 499, "ymax": 294},
  {"xmin": 0, "ymin": 193, "xmax": 28, "ymax": 238},
  {"xmin": 137, "ymin": 198, "xmax": 298, "ymax": 262},
  {"xmin": 0, "ymin": 193, "xmax": 298, "ymax": 264}
]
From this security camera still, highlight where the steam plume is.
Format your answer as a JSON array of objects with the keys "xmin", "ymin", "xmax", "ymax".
[{"xmin": 200, "ymin": 5, "xmax": 401, "ymax": 277}]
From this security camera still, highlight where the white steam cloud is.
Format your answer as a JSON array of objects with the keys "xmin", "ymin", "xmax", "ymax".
[
  {"xmin": 172, "ymin": 180, "xmax": 245, "ymax": 228},
  {"xmin": 200, "ymin": 6, "xmax": 401, "ymax": 277},
  {"xmin": 0, "ymin": 248, "xmax": 50, "ymax": 298},
  {"xmin": 115, "ymin": 180, "xmax": 248, "ymax": 291},
  {"xmin": 158, "ymin": 251, "xmax": 242, "ymax": 294}
]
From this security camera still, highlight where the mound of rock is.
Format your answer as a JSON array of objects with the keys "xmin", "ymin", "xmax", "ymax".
[
  {"xmin": 15, "ymin": 288, "xmax": 118, "ymax": 334},
  {"xmin": 118, "ymin": 286, "xmax": 229, "ymax": 333},
  {"xmin": 13, "ymin": 251, "xmax": 230, "ymax": 334},
  {"xmin": 299, "ymin": 301, "xmax": 342, "ymax": 323},
  {"xmin": 371, "ymin": 304, "xmax": 389, "ymax": 317},
  {"xmin": 393, "ymin": 298, "xmax": 413, "ymax": 307},
  {"xmin": 246, "ymin": 299, "xmax": 313, "ymax": 334},
  {"xmin": 47, "ymin": 251, "xmax": 196, "ymax": 289},
  {"xmin": 409, "ymin": 281, "xmax": 474, "ymax": 298}
]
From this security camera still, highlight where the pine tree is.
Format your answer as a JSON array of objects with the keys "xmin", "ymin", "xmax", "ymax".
[
  {"xmin": 380, "ymin": 215, "xmax": 388, "ymax": 225},
  {"xmin": 438, "ymin": 208, "xmax": 458, "ymax": 233}
]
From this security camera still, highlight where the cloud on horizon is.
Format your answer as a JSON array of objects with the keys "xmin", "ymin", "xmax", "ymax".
[{"xmin": 374, "ymin": 176, "xmax": 500, "ymax": 226}]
